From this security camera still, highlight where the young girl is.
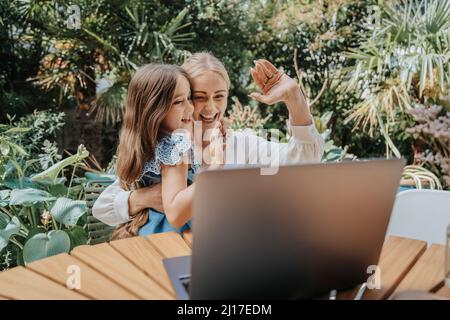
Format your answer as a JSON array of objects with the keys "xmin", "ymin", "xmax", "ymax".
[{"xmin": 112, "ymin": 64, "xmax": 199, "ymax": 240}]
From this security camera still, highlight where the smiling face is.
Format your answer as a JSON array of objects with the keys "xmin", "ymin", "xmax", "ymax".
[
  {"xmin": 161, "ymin": 75, "xmax": 194, "ymax": 134},
  {"xmin": 191, "ymin": 71, "xmax": 229, "ymax": 131}
]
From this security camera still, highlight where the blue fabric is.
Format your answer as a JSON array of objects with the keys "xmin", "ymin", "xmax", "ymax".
[
  {"xmin": 398, "ymin": 186, "xmax": 415, "ymax": 193},
  {"xmin": 138, "ymin": 209, "xmax": 192, "ymax": 236},
  {"xmin": 138, "ymin": 169, "xmax": 196, "ymax": 236},
  {"xmin": 141, "ymin": 133, "xmax": 200, "ymax": 177},
  {"xmin": 137, "ymin": 133, "xmax": 198, "ymax": 236}
]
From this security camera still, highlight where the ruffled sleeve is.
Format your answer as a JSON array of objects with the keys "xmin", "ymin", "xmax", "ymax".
[{"xmin": 141, "ymin": 133, "xmax": 193, "ymax": 177}]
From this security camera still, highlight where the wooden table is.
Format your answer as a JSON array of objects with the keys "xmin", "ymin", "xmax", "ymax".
[{"xmin": 0, "ymin": 232, "xmax": 449, "ymax": 300}]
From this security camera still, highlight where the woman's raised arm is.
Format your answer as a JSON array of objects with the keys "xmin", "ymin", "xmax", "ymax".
[
  {"xmin": 243, "ymin": 59, "xmax": 324, "ymax": 165},
  {"xmin": 249, "ymin": 59, "xmax": 313, "ymax": 126}
]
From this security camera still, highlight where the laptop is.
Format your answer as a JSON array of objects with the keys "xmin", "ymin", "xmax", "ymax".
[{"xmin": 163, "ymin": 158, "xmax": 405, "ymax": 299}]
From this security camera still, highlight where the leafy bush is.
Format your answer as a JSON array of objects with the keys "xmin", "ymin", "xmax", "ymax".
[
  {"xmin": 406, "ymin": 104, "xmax": 450, "ymax": 186},
  {"xmin": 342, "ymin": 0, "xmax": 450, "ymax": 186},
  {"xmin": 14, "ymin": 110, "xmax": 65, "ymax": 155},
  {"xmin": 0, "ymin": 120, "xmax": 90, "ymax": 270},
  {"xmin": 227, "ymin": 97, "xmax": 272, "ymax": 131},
  {"xmin": 242, "ymin": 0, "xmax": 374, "ymax": 154},
  {"xmin": 2, "ymin": 1, "xmax": 449, "ymax": 210}
]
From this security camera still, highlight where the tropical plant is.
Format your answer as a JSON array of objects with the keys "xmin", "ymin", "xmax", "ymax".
[
  {"xmin": 315, "ymin": 111, "xmax": 356, "ymax": 162},
  {"xmin": 14, "ymin": 110, "xmax": 65, "ymax": 156},
  {"xmin": 0, "ymin": 122, "xmax": 90, "ymax": 270},
  {"xmin": 19, "ymin": 1, "xmax": 195, "ymax": 124},
  {"xmin": 0, "ymin": 119, "xmax": 30, "ymax": 183},
  {"xmin": 343, "ymin": 0, "xmax": 450, "ymax": 156},
  {"xmin": 246, "ymin": 0, "xmax": 375, "ymax": 156}
]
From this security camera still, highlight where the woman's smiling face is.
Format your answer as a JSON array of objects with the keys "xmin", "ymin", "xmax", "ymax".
[{"xmin": 191, "ymin": 70, "xmax": 228, "ymax": 131}]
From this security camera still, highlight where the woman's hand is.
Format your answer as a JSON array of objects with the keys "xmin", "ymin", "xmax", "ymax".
[
  {"xmin": 128, "ymin": 183, "xmax": 164, "ymax": 215},
  {"xmin": 249, "ymin": 59, "xmax": 312, "ymax": 126},
  {"xmin": 204, "ymin": 120, "xmax": 226, "ymax": 168}
]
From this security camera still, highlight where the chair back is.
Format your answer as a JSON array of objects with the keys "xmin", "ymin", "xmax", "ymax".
[
  {"xmin": 386, "ymin": 189, "xmax": 450, "ymax": 245},
  {"xmin": 85, "ymin": 180, "xmax": 116, "ymax": 245}
]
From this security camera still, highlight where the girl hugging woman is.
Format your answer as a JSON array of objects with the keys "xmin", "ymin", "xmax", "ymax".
[
  {"xmin": 112, "ymin": 64, "xmax": 199, "ymax": 239},
  {"xmin": 94, "ymin": 52, "xmax": 325, "ymax": 239}
]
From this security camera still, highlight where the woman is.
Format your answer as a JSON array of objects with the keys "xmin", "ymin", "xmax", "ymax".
[{"xmin": 93, "ymin": 52, "xmax": 324, "ymax": 227}]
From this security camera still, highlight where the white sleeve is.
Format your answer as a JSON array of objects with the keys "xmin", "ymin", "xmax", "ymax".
[
  {"xmin": 92, "ymin": 178, "xmax": 132, "ymax": 226},
  {"xmin": 237, "ymin": 123, "xmax": 324, "ymax": 166},
  {"xmin": 284, "ymin": 123, "xmax": 325, "ymax": 163}
]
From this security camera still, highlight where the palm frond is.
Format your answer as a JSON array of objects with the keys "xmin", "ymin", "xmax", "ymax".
[
  {"xmin": 344, "ymin": 0, "xmax": 450, "ymax": 137},
  {"xmin": 89, "ymin": 80, "xmax": 127, "ymax": 125},
  {"xmin": 344, "ymin": 80, "xmax": 412, "ymax": 136}
]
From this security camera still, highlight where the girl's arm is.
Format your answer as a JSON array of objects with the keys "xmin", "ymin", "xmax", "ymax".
[{"xmin": 160, "ymin": 163, "xmax": 195, "ymax": 228}]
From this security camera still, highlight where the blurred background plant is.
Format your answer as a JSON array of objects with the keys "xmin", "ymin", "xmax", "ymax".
[
  {"xmin": 406, "ymin": 104, "xmax": 450, "ymax": 185},
  {"xmin": 227, "ymin": 97, "xmax": 272, "ymax": 131},
  {"xmin": 314, "ymin": 111, "xmax": 357, "ymax": 162},
  {"xmin": 342, "ymin": 0, "xmax": 450, "ymax": 185},
  {"xmin": 0, "ymin": 118, "xmax": 90, "ymax": 271}
]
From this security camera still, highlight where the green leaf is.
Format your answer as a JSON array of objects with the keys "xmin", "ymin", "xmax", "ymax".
[
  {"xmin": 0, "ymin": 142, "xmax": 10, "ymax": 156},
  {"xmin": 66, "ymin": 184, "xmax": 84, "ymax": 199},
  {"xmin": 34, "ymin": 177, "xmax": 67, "ymax": 187},
  {"xmin": 8, "ymin": 158, "xmax": 24, "ymax": 179},
  {"xmin": 0, "ymin": 190, "xmax": 10, "ymax": 207},
  {"xmin": 84, "ymin": 172, "xmax": 116, "ymax": 182},
  {"xmin": 82, "ymin": 27, "xmax": 121, "ymax": 55},
  {"xmin": 50, "ymin": 197, "xmax": 87, "ymax": 226},
  {"xmin": 0, "ymin": 212, "xmax": 9, "ymax": 228},
  {"xmin": 0, "ymin": 177, "xmax": 40, "ymax": 189},
  {"xmin": 25, "ymin": 227, "xmax": 47, "ymax": 242},
  {"xmin": 0, "ymin": 216, "xmax": 21, "ymax": 251},
  {"xmin": 31, "ymin": 145, "xmax": 89, "ymax": 184},
  {"xmin": 9, "ymin": 188, "xmax": 56, "ymax": 206},
  {"xmin": 3, "ymin": 127, "xmax": 31, "ymax": 134},
  {"xmin": 67, "ymin": 226, "xmax": 88, "ymax": 249},
  {"xmin": 16, "ymin": 250, "xmax": 24, "ymax": 266},
  {"xmin": 23, "ymin": 230, "xmax": 71, "ymax": 264},
  {"xmin": 419, "ymin": 55, "xmax": 428, "ymax": 97},
  {"xmin": 5, "ymin": 141, "xmax": 27, "ymax": 156},
  {"xmin": 47, "ymin": 183, "xmax": 68, "ymax": 197}
]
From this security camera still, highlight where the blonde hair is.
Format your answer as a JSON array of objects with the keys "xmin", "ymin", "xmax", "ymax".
[
  {"xmin": 181, "ymin": 52, "xmax": 230, "ymax": 89},
  {"xmin": 112, "ymin": 64, "xmax": 190, "ymax": 240}
]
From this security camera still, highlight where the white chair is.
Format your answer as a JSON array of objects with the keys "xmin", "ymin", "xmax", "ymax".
[{"xmin": 386, "ymin": 189, "xmax": 450, "ymax": 245}]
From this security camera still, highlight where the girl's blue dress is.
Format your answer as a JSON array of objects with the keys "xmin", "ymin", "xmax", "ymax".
[{"xmin": 137, "ymin": 133, "xmax": 200, "ymax": 237}]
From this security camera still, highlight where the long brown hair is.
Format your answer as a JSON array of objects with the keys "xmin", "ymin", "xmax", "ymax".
[{"xmin": 112, "ymin": 64, "xmax": 190, "ymax": 240}]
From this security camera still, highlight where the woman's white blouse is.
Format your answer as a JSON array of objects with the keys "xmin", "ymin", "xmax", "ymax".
[{"xmin": 93, "ymin": 123, "xmax": 324, "ymax": 226}]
